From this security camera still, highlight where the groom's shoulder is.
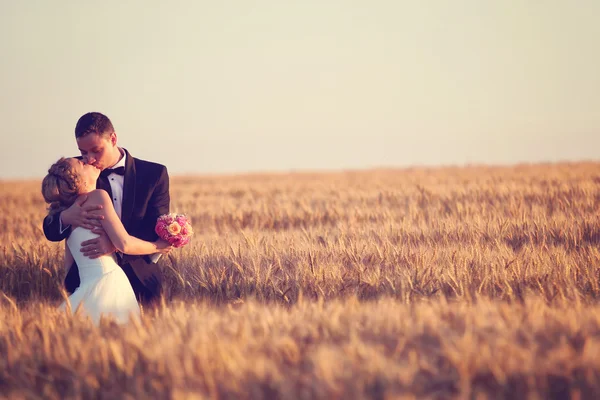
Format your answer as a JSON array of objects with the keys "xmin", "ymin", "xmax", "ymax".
[
  {"xmin": 131, "ymin": 155, "xmax": 168, "ymax": 181},
  {"xmin": 132, "ymin": 156, "xmax": 166, "ymax": 171}
]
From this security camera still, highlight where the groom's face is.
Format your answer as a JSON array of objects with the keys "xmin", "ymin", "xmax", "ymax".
[{"xmin": 77, "ymin": 132, "xmax": 118, "ymax": 171}]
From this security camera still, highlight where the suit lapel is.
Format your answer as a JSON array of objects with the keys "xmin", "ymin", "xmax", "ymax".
[{"xmin": 121, "ymin": 148, "xmax": 136, "ymax": 230}]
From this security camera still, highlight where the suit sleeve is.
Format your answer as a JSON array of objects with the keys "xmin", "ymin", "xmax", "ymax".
[
  {"xmin": 149, "ymin": 166, "xmax": 170, "ymax": 218},
  {"xmin": 43, "ymin": 213, "xmax": 70, "ymax": 242},
  {"xmin": 141, "ymin": 166, "xmax": 170, "ymax": 241}
]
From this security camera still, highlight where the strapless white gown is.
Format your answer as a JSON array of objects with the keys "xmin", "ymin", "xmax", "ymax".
[{"xmin": 59, "ymin": 227, "xmax": 140, "ymax": 324}]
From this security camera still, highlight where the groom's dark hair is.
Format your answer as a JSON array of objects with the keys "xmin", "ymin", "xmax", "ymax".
[{"xmin": 75, "ymin": 112, "xmax": 115, "ymax": 139}]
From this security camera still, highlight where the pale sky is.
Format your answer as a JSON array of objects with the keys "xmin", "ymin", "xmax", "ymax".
[{"xmin": 1, "ymin": 1, "xmax": 599, "ymax": 179}]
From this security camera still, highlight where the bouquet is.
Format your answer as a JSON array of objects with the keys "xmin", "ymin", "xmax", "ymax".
[{"xmin": 155, "ymin": 213, "xmax": 193, "ymax": 248}]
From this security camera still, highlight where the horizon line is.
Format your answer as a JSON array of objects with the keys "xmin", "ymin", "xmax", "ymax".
[{"xmin": 2, "ymin": 158, "xmax": 599, "ymax": 183}]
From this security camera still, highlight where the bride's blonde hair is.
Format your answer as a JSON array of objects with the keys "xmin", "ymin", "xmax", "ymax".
[{"xmin": 41, "ymin": 157, "xmax": 84, "ymax": 217}]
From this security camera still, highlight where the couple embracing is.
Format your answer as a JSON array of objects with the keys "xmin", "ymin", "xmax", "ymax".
[{"xmin": 42, "ymin": 112, "xmax": 175, "ymax": 324}]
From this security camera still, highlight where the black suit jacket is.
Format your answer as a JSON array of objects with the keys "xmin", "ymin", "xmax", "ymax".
[{"xmin": 43, "ymin": 149, "xmax": 170, "ymax": 302}]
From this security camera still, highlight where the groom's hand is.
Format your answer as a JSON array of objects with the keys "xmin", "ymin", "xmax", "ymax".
[
  {"xmin": 61, "ymin": 195, "xmax": 104, "ymax": 230},
  {"xmin": 81, "ymin": 229, "xmax": 116, "ymax": 259}
]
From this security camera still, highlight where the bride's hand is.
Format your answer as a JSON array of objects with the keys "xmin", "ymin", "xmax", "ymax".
[
  {"xmin": 155, "ymin": 239, "xmax": 173, "ymax": 254},
  {"xmin": 61, "ymin": 195, "xmax": 104, "ymax": 230}
]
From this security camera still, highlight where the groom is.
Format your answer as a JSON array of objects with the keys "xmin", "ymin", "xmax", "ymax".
[{"xmin": 43, "ymin": 112, "xmax": 170, "ymax": 306}]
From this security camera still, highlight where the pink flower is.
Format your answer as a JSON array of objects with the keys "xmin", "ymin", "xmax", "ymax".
[
  {"xmin": 155, "ymin": 213, "xmax": 194, "ymax": 248},
  {"xmin": 170, "ymin": 236, "xmax": 184, "ymax": 247},
  {"xmin": 155, "ymin": 221, "xmax": 168, "ymax": 237},
  {"xmin": 167, "ymin": 222, "xmax": 182, "ymax": 235}
]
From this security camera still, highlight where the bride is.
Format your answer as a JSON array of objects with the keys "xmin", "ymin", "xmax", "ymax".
[{"xmin": 41, "ymin": 157, "xmax": 172, "ymax": 324}]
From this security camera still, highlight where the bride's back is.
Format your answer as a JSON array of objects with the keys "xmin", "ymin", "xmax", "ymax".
[{"xmin": 67, "ymin": 227, "xmax": 120, "ymax": 282}]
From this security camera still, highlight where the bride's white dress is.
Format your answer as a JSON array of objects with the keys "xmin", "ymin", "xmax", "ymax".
[{"xmin": 59, "ymin": 227, "xmax": 140, "ymax": 324}]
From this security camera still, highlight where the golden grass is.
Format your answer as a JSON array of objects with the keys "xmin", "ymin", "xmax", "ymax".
[
  {"xmin": 2, "ymin": 298, "xmax": 600, "ymax": 398},
  {"xmin": 1, "ymin": 162, "xmax": 599, "ymax": 398}
]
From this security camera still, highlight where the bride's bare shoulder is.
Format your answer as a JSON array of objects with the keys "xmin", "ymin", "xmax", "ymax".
[{"xmin": 85, "ymin": 189, "xmax": 111, "ymax": 204}]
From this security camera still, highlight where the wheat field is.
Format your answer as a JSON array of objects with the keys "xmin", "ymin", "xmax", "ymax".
[{"xmin": 1, "ymin": 162, "xmax": 600, "ymax": 399}]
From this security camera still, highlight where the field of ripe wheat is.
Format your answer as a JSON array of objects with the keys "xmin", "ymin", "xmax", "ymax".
[{"xmin": 1, "ymin": 162, "xmax": 600, "ymax": 399}]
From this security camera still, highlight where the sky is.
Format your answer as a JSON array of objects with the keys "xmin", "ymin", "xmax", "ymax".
[{"xmin": 1, "ymin": 1, "xmax": 599, "ymax": 179}]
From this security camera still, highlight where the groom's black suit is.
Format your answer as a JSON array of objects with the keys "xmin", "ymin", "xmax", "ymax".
[{"xmin": 43, "ymin": 148, "xmax": 170, "ymax": 305}]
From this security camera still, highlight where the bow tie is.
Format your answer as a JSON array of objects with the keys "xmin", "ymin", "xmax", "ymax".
[{"xmin": 100, "ymin": 166, "xmax": 125, "ymax": 178}]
